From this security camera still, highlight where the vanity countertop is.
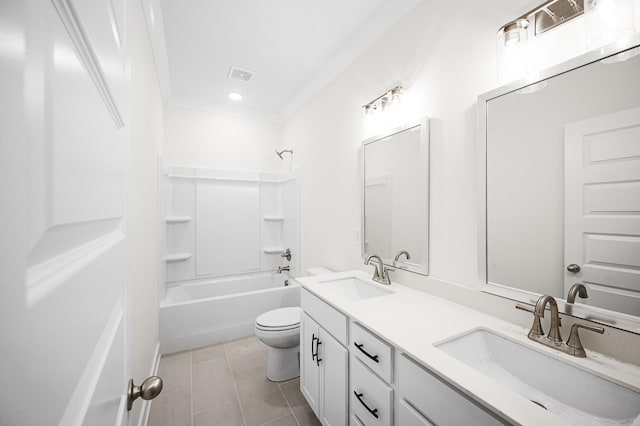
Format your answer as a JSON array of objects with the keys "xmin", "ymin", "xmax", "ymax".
[{"xmin": 297, "ymin": 270, "xmax": 640, "ymax": 426}]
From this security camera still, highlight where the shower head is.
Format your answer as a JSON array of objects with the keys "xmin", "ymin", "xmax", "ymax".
[{"xmin": 276, "ymin": 149, "xmax": 293, "ymax": 159}]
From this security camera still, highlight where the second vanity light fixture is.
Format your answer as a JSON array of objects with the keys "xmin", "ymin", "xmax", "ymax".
[
  {"xmin": 498, "ymin": 0, "xmax": 638, "ymax": 83},
  {"xmin": 497, "ymin": 0, "xmax": 584, "ymax": 82}
]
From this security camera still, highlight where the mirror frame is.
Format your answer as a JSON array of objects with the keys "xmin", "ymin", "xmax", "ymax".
[
  {"xmin": 477, "ymin": 34, "xmax": 640, "ymax": 334},
  {"xmin": 361, "ymin": 116, "xmax": 430, "ymax": 275}
]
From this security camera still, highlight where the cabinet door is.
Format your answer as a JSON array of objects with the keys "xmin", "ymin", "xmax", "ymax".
[
  {"xmin": 320, "ymin": 330, "xmax": 349, "ymax": 426},
  {"xmin": 301, "ymin": 312, "xmax": 321, "ymax": 416}
]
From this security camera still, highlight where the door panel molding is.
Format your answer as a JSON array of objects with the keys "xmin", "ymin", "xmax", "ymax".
[
  {"xmin": 59, "ymin": 303, "xmax": 125, "ymax": 425},
  {"xmin": 50, "ymin": 0, "xmax": 124, "ymax": 128},
  {"xmin": 26, "ymin": 230, "xmax": 124, "ymax": 307}
]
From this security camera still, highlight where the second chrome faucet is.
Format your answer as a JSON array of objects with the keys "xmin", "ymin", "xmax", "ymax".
[{"xmin": 517, "ymin": 294, "xmax": 604, "ymax": 358}]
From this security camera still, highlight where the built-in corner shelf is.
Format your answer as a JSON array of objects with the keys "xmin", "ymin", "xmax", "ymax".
[
  {"xmin": 263, "ymin": 247, "xmax": 285, "ymax": 254},
  {"xmin": 166, "ymin": 216, "xmax": 192, "ymax": 224},
  {"xmin": 263, "ymin": 216, "xmax": 284, "ymax": 222},
  {"xmin": 166, "ymin": 253, "xmax": 192, "ymax": 262}
]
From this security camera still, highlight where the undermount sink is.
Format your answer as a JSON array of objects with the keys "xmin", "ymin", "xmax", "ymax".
[
  {"xmin": 436, "ymin": 329, "xmax": 640, "ymax": 425},
  {"xmin": 318, "ymin": 277, "xmax": 392, "ymax": 301}
]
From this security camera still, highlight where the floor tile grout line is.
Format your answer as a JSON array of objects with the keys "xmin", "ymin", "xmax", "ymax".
[
  {"xmin": 258, "ymin": 412, "xmax": 297, "ymax": 426},
  {"xmin": 224, "ymin": 340, "xmax": 249, "ymax": 426},
  {"xmin": 278, "ymin": 381, "xmax": 301, "ymax": 426}
]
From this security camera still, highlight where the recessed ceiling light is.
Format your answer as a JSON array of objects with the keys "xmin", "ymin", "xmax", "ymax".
[{"xmin": 228, "ymin": 92, "xmax": 243, "ymax": 101}]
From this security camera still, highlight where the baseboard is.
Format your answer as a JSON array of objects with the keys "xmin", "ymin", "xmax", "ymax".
[{"xmin": 137, "ymin": 342, "xmax": 161, "ymax": 426}]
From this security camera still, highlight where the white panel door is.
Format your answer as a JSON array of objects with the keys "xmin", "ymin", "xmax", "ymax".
[
  {"xmin": 300, "ymin": 312, "xmax": 321, "ymax": 417},
  {"xmin": 565, "ymin": 107, "xmax": 640, "ymax": 316},
  {"xmin": 320, "ymin": 330, "xmax": 348, "ymax": 426},
  {"xmin": 0, "ymin": 0, "xmax": 131, "ymax": 425}
]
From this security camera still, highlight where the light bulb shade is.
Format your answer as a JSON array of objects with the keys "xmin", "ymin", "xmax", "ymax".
[
  {"xmin": 585, "ymin": 0, "xmax": 636, "ymax": 50},
  {"xmin": 497, "ymin": 19, "xmax": 530, "ymax": 83}
]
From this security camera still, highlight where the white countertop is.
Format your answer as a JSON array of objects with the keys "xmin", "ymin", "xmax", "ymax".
[{"xmin": 297, "ymin": 270, "xmax": 640, "ymax": 426}]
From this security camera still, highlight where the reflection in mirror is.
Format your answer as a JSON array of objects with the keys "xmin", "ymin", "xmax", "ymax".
[
  {"xmin": 479, "ymin": 38, "xmax": 640, "ymax": 333},
  {"xmin": 362, "ymin": 118, "xmax": 429, "ymax": 275}
]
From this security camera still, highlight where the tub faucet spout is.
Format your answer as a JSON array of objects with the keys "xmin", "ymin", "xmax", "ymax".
[{"xmin": 276, "ymin": 265, "xmax": 290, "ymax": 274}]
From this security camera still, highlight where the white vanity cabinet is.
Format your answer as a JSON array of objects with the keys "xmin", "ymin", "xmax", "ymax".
[
  {"xmin": 398, "ymin": 354, "xmax": 506, "ymax": 426},
  {"xmin": 300, "ymin": 290, "xmax": 349, "ymax": 426}
]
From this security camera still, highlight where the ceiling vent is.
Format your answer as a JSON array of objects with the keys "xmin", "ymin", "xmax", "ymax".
[{"xmin": 228, "ymin": 66, "xmax": 255, "ymax": 83}]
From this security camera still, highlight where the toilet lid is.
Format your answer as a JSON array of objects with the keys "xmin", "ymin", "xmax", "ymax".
[{"xmin": 256, "ymin": 307, "xmax": 301, "ymax": 329}]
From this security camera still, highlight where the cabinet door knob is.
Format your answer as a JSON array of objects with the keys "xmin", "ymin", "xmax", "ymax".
[{"xmin": 567, "ymin": 264, "xmax": 581, "ymax": 273}]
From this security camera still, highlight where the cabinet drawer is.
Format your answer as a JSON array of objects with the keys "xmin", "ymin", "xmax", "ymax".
[
  {"xmin": 399, "ymin": 399, "xmax": 434, "ymax": 426},
  {"xmin": 399, "ymin": 354, "xmax": 505, "ymax": 426},
  {"xmin": 351, "ymin": 358, "xmax": 393, "ymax": 426},
  {"xmin": 351, "ymin": 322, "xmax": 393, "ymax": 383},
  {"xmin": 301, "ymin": 289, "xmax": 347, "ymax": 345}
]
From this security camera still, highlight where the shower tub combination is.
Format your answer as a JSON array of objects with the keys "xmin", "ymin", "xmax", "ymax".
[{"xmin": 160, "ymin": 272, "xmax": 300, "ymax": 354}]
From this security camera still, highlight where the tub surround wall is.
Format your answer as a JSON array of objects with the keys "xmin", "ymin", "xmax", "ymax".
[
  {"xmin": 282, "ymin": 0, "xmax": 640, "ymax": 360},
  {"xmin": 163, "ymin": 167, "xmax": 301, "ymax": 284}
]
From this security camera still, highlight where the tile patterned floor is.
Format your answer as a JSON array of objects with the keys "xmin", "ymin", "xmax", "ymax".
[{"xmin": 149, "ymin": 336, "xmax": 321, "ymax": 426}]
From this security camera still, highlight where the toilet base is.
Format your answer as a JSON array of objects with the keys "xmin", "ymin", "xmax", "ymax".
[{"xmin": 266, "ymin": 346, "xmax": 300, "ymax": 382}]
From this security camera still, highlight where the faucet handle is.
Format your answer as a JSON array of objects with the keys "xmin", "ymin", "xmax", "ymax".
[
  {"xmin": 515, "ymin": 303, "xmax": 544, "ymax": 337},
  {"xmin": 566, "ymin": 323, "xmax": 604, "ymax": 357}
]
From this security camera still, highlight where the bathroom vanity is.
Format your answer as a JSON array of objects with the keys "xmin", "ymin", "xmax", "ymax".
[{"xmin": 298, "ymin": 270, "xmax": 640, "ymax": 426}]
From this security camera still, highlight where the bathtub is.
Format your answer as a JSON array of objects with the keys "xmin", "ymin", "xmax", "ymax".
[{"xmin": 160, "ymin": 272, "xmax": 300, "ymax": 354}]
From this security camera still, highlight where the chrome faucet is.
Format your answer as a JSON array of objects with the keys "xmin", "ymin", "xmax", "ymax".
[
  {"xmin": 394, "ymin": 250, "xmax": 411, "ymax": 264},
  {"xmin": 517, "ymin": 294, "xmax": 604, "ymax": 357},
  {"xmin": 567, "ymin": 283, "xmax": 588, "ymax": 304},
  {"xmin": 365, "ymin": 255, "xmax": 394, "ymax": 285},
  {"xmin": 276, "ymin": 265, "xmax": 290, "ymax": 274}
]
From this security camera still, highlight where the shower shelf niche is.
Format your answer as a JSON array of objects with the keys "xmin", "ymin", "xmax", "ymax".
[
  {"xmin": 166, "ymin": 216, "xmax": 192, "ymax": 224},
  {"xmin": 166, "ymin": 253, "xmax": 192, "ymax": 262},
  {"xmin": 263, "ymin": 247, "xmax": 285, "ymax": 254}
]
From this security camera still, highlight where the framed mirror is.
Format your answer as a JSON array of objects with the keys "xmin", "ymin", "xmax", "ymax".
[
  {"xmin": 478, "ymin": 35, "xmax": 640, "ymax": 333},
  {"xmin": 362, "ymin": 117, "xmax": 429, "ymax": 275}
]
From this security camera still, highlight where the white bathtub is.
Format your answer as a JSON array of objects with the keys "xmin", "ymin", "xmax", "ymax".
[{"xmin": 160, "ymin": 272, "xmax": 300, "ymax": 354}]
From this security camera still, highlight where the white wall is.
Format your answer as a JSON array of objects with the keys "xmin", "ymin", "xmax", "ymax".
[
  {"xmin": 282, "ymin": 0, "xmax": 640, "ymax": 363},
  {"xmin": 128, "ymin": 0, "xmax": 164, "ymax": 423},
  {"xmin": 164, "ymin": 105, "xmax": 287, "ymax": 172}
]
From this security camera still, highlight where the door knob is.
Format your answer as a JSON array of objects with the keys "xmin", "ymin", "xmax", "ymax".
[
  {"xmin": 567, "ymin": 264, "xmax": 581, "ymax": 273},
  {"xmin": 127, "ymin": 376, "xmax": 163, "ymax": 411}
]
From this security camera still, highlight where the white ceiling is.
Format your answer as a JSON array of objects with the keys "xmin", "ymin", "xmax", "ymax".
[{"xmin": 143, "ymin": 0, "xmax": 420, "ymax": 121}]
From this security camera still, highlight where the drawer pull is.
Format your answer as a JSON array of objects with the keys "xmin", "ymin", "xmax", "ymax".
[
  {"xmin": 354, "ymin": 342, "xmax": 379, "ymax": 363},
  {"xmin": 311, "ymin": 334, "xmax": 318, "ymax": 361},
  {"xmin": 316, "ymin": 340, "xmax": 322, "ymax": 366},
  {"xmin": 354, "ymin": 391, "xmax": 379, "ymax": 419}
]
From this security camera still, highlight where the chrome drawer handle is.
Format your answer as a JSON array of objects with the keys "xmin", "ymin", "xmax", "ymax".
[
  {"xmin": 354, "ymin": 391, "xmax": 379, "ymax": 419},
  {"xmin": 354, "ymin": 342, "xmax": 379, "ymax": 363}
]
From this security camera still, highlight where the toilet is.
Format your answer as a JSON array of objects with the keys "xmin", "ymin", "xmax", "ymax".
[
  {"xmin": 255, "ymin": 306, "xmax": 302, "ymax": 382},
  {"xmin": 255, "ymin": 267, "xmax": 333, "ymax": 382}
]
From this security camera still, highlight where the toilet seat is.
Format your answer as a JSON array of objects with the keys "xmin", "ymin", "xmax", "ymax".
[{"xmin": 255, "ymin": 307, "xmax": 301, "ymax": 331}]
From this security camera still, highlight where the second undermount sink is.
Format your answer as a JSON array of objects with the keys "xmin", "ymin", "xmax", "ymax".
[
  {"xmin": 436, "ymin": 329, "xmax": 640, "ymax": 425},
  {"xmin": 318, "ymin": 277, "xmax": 393, "ymax": 301}
]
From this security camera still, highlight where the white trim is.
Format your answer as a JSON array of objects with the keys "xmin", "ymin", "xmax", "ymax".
[
  {"xmin": 60, "ymin": 303, "xmax": 124, "ymax": 426},
  {"xmin": 26, "ymin": 231, "xmax": 125, "ymax": 307},
  {"xmin": 140, "ymin": 0, "xmax": 172, "ymax": 100},
  {"xmin": 137, "ymin": 343, "xmax": 161, "ymax": 426},
  {"xmin": 50, "ymin": 0, "xmax": 125, "ymax": 128}
]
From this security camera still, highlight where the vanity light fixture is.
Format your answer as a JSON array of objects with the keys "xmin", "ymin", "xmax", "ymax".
[
  {"xmin": 362, "ymin": 86, "xmax": 402, "ymax": 114},
  {"xmin": 497, "ymin": 0, "xmax": 585, "ymax": 83},
  {"xmin": 362, "ymin": 86, "xmax": 403, "ymax": 136}
]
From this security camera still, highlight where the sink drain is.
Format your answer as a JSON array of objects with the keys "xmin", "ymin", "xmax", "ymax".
[{"xmin": 530, "ymin": 400, "xmax": 547, "ymax": 410}]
